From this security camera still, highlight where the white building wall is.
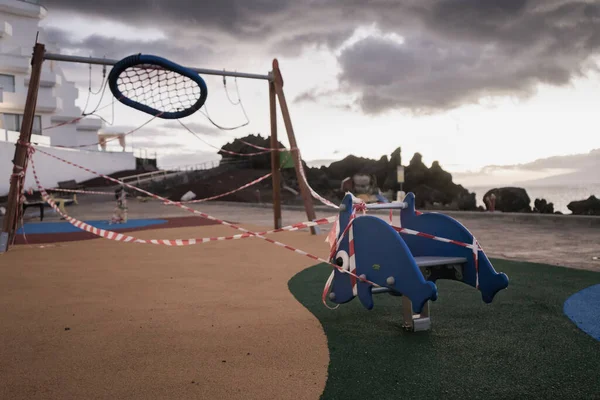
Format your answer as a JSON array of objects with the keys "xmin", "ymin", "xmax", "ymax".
[
  {"xmin": 0, "ymin": 1, "xmax": 137, "ymax": 197},
  {"xmin": 0, "ymin": 140, "xmax": 135, "ymax": 195},
  {"xmin": 0, "ymin": 0, "xmax": 104, "ymax": 149}
]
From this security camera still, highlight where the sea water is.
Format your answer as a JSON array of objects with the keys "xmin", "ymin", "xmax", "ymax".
[{"xmin": 466, "ymin": 184, "xmax": 600, "ymax": 214}]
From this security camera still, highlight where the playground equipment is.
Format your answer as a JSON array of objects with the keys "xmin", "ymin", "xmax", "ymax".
[
  {"xmin": 1, "ymin": 43, "xmax": 319, "ymax": 253},
  {"xmin": 107, "ymin": 54, "xmax": 208, "ymax": 120},
  {"xmin": 327, "ymin": 192, "xmax": 509, "ymax": 331}
]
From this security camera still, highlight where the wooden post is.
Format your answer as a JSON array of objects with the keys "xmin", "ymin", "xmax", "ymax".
[
  {"xmin": 0, "ymin": 43, "xmax": 46, "ymax": 253},
  {"xmin": 269, "ymin": 80, "xmax": 282, "ymax": 229},
  {"xmin": 271, "ymin": 59, "xmax": 318, "ymax": 234}
]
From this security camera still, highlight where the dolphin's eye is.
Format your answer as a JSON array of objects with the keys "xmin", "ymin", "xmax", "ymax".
[{"xmin": 335, "ymin": 250, "xmax": 349, "ymax": 270}]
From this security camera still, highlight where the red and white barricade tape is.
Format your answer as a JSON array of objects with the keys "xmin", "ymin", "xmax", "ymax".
[
  {"xmin": 218, "ymin": 147, "xmax": 271, "ymax": 157},
  {"xmin": 321, "ymin": 210, "xmax": 360, "ymax": 308},
  {"xmin": 235, "ymin": 143, "xmax": 340, "ymax": 210},
  {"xmin": 294, "ymin": 149, "xmax": 340, "ymax": 209},
  {"xmin": 43, "ymin": 116, "xmax": 84, "ymax": 131},
  {"xmin": 215, "ymin": 138, "xmax": 341, "ymax": 210},
  {"xmin": 319, "ymin": 209, "xmax": 485, "ymax": 306},
  {"xmin": 391, "ymin": 225, "xmax": 481, "ymax": 288},
  {"xmin": 34, "ymin": 180, "xmax": 337, "ymax": 245},
  {"xmin": 164, "ymin": 172, "xmax": 273, "ymax": 204},
  {"xmin": 55, "ymin": 113, "xmax": 161, "ymax": 149},
  {"xmin": 26, "ymin": 143, "xmax": 332, "ymax": 236},
  {"xmin": 28, "ymin": 145, "xmax": 379, "ymax": 287},
  {"xmin": 176, "ymin": 121, "xmax": 273, "ymax": 157},
  {"xmin": 239, "ymin": 139, "xmax": 289, "ymax": 152},
  {"xmin": 42, "ymin": 101, "xmax": 116, "ymax": 131},
  {"xmin": 180, "ymin": 120, "xmax": 340, "ymax": 208},
  {"xmin": 391, "ymin": 225, "xmax": 479, "ymax": 250},
  {"xmin": 44, "ymin": 172, "xmax": 272, "ymax": 202}
]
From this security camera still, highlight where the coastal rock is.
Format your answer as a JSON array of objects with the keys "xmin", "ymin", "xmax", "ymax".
[
  {"xmin": 533, "ymin": 198, "xmax": 554, "ymax": 214},
  {"xmin": 483, "ymin": 187, "xmax": 532, "ymax": 213},
  {"xmin": 325, "ymin": 155, "xmax": 382, "ymax": 181},
  {"xmin": 456, "ymin": 192, "xmax": 478, "ymax": 211},
  {"xmin": 219, "ymin": 134, "xmax": 286, "ymax": 170},
  {"xmin": 567, "ymin": 195, "xmax": 600, "ymax": 216},
  {"xmin": 401, "ymin": 154, "xmax": 477, "ymax": 210},
  {"xmin": 383, "ymin": 147, "xmax": 402, "ymax": 190},
  {"xmin": 411, "ymin": 184, "xmax": 447, "ymax": 208},
  {"xmin": 215, "ymin": 135, "xmax": 478, "ymax": 210}
]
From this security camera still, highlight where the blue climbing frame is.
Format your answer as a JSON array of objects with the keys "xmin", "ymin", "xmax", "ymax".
[{"xmin": 327, "ymin": 192, "xmax": 509, "ymax": 330}]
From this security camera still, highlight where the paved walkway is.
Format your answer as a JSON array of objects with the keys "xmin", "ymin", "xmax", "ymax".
[{"xmin": 13, "ymin": 196, "xmax": 600, "ymax": 272}]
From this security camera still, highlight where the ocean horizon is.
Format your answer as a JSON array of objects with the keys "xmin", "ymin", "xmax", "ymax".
[{"xmin": 465, "ymin": 183, "xmax": 600, "ymax": 214}]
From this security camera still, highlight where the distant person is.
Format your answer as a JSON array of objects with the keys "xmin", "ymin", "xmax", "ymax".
[
  {"xmin": 490, "ymin": 193, "xmax": 496, "ymax": 212},
  {"xmin": 110, "ymin": 186, "xmax": 127, "ymax": 224}
]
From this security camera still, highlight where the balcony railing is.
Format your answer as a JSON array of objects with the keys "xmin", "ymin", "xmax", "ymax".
[{"xmin": 2, "ymin": 129, "xmax": 50, "ymax": 146}]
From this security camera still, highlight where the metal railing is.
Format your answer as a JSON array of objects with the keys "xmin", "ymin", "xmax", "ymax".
[
  {"xmin": 113, "ymin": 157, "xmax": 255, "ymax": 187},
  {"xmin": 18, "ymin": 0, "xmax": 42, "ymax": 5},
  {"xmin": 117, "ymin": 160, "xmax": 221, "ymax": 186},
  {"xmin": 119, "ymin": 170, "xmax": 186, "ymax": 186},
  {"xmin": 160, "ymin": 160, "xmax": 221, "ymax": 172}
]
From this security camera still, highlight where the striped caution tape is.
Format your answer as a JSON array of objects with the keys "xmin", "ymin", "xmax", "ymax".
[
  {"xmin": 27, "ymin": 148, "xmax": 379, "ymax": 289},
  {"xmin": 164, "ymin": 172, "xmax": 273, "ymax": 204},
  {"xmin": 238, "ymin": 139, "xmax": 290, "ymax": 152},
  {"xmin": 55, "ymin": 113, "xmax": 162, "ymax": 149}
]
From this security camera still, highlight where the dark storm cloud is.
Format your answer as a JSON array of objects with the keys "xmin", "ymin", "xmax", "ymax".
[
  {"xmin": 293, "ymin": 91, "xmax": 318, "ymax": 104},
  {"xmin": 42, "ymin": 0, "xmax": 288, "ymax": 36},
  {"xmin": 42, "ymin": 0, "xmax": 600, "ymax": 113},
  {"xmin": 332, "ymin": 0, "xmax": 600, "ymax": 113},
  {"xmin": 40, "ymin": 26, "xmax": 216, "ymax": 100},
  {"xmin": 43, "ymin": 27, "xmax": 213, "ymax": 65},
  {"xmin": 269, "ymin": 28, "xmax": 355, "ymax": 57}
]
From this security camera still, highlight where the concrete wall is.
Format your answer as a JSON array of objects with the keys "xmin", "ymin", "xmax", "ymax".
[
  {"xmin": 0, "ymin": 140, "xmax": 135, "ymax": 195},
  {"xmin": 2, "ymin": 128, "xmax": 49, "ymax": 145}
]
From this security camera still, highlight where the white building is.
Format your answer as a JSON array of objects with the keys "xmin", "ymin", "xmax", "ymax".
[{"xmin": 0, "ymin": 0, "xmax": 136, "ymax": 196}]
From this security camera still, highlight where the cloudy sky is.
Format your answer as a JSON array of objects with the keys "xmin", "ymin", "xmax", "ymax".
[{"xmin": 38, "ymin": 0, "xmax": 600, "ymax": 180}]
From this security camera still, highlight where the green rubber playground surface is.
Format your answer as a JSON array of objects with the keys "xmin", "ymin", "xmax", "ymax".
[{"xmin": 288, "ymin": 259, "xmax": 600, "ymax": 400}]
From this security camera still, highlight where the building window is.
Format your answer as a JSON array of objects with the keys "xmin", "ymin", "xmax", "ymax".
[
  {"xmin": 4, "ymin": 113, "xmax": 42, "ymax": 135},
  {"xmin": 4, "ymin": 113, "xmax": 18, "ymax": 131},
  {"xmin": 0, "ymin": 74, "xmax": 15, "ymax": 92},
  {"xmin": 32, "ymin": 115, "xmax": 41, "ymax": 135}
]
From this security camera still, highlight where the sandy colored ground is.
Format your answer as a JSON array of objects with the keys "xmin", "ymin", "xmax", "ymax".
[
  {"xmin": 0, "ymin": 224, "xmax": 331, "ymax": 400},
  {"xmin": 1, "ymin": 197, "xmax": 599, "ymax": 399}
]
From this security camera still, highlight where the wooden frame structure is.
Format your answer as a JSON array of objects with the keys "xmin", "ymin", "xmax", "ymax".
[{"xmin": 0, "ymin": 42, "xmax": 317, "ymax": 253}]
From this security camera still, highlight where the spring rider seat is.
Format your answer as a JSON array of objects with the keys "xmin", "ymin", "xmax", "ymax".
[{"xmin": 326, "ymin": 192, "xmax": 509, "ymax": 331}]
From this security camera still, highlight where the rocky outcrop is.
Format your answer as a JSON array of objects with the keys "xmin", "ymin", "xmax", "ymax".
[
  {"xmin": 483, "ymin": 187, "xmax": 531, "ymax": 213},
  {"xmin": 567, "ymin": 195, "xmax": 600, "ymax": 216},
  {"xmin": 218, "ymin": 136, "xmax": 477, "ymax": 210},
  {"xmin": 402, "ymin": 154, "xmax": 476, "ymax": 210},
  {"xmin": 533, "ymin": 198, "xmax": 554, "ymax": 214},
  {"xmin": 219, "ymin": 134, "xmax": 286, "ymax": 170}
]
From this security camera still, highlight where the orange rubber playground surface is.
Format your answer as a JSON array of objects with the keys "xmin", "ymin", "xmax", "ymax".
[
  {"xmin": 1, "ymin": 220, "xmax": 331, "ymax": 400},
  {"xmin": 1, "ymin": 213, "xmax": 599, "ymax": 399}
]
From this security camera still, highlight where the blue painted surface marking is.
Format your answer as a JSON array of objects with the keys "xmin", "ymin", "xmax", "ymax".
[
  {"xmin": 16, "ymin": 219, "xmax": 167, "ymax": 234},
  {"xmin": 564, "ymin": 284, "xmax": 600, "ymax": 341}
]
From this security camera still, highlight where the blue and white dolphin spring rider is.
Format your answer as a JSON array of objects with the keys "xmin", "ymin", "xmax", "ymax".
[{"xmin": 325, "ymin": 192, "xmax": 509, "ymax": 331}]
